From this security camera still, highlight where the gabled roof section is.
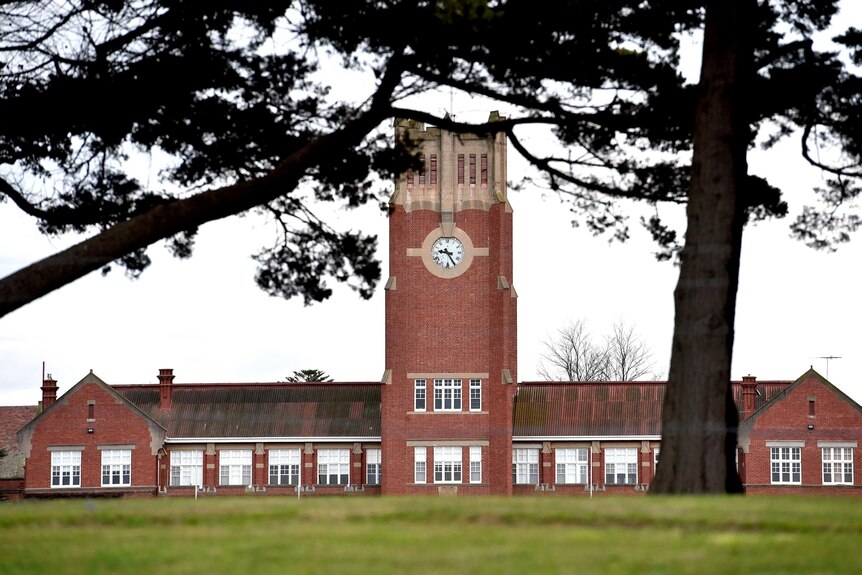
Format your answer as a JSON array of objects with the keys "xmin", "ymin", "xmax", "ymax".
[
  {"xmin": 117, "ymin": 382, "xmax": 381, "ymax": 439},
  {"xmin": 17, "ymin": 371, "xmax": 165, "ymax": 440},
  {"xmin": 739, "ymin": 368, "xmax": 862, "ymax": 434},
  {"xmin": 514, "ymin": 382, "xmax": 665, "ymax": 438}
]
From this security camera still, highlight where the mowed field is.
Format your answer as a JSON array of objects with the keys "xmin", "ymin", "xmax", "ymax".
[{"xmin": 1, "ymin": 495, "xmax": 860, "ymax": 574}]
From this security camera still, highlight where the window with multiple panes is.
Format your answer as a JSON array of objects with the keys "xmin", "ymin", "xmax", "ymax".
[
  {"xmin": 414, "ymin": 447, "xmax": 427, "ymax": 484},
  {"xmin": 556, "ymin": 448, "xmax": 589, "ymax": 484},
  {"xmin": 269, "ymin": 449, "xmax": 300, "ymax": 486},
  {"xmin": 457, "ymin": 154, "xmax": 465, "ymax": 185},
  {"xmin": 822, "ymin": 447, "xmax": 853, "ymax": 485},
  {"xmin": 414, "ymin": 379, "xmax": 426, "ymax": 411},
  {"xmin": 51, "ymin": 450, "xmax": 81, "ymax": 488},
  {"xmin": 170, "ymin": 450, "xmax": 203, "ymax": 487},
  {"xmin": 430, "ymin": 154, "xmax": 437, "ymax": 185},
  {"xmin": 469, "ymin": 154, "xmax": 477, "ymax": 184},
  {"xmin": 434, "ymin": 446, "xmax": 462, "ymax": 483},
  {"xmin": 318, "ymin": 448, "xmax": 350, "ymax": 485},
  {"xmin": 366, "ymin": 448, "xmax": 381, "ymax": 486},
  {"xmin": 512, "ymin": 448, "xmax": 539, "ymax": 485},
  {"xmin": 605, "ymin": 448, "xmax": 638, "ymax": 484},
  {"xmin": 770, "ymin": 447, "xmax": 801, "ymax": 484},
  {"xmin": 419, "ymin": 155, "xmax": 426, "ymax": 185},
  {"xmin": 434, "ymin": 378, "xmax": 462, "ymax": 411},
  {"xmin": 469, "ymin": 446, "xmax": 482, "ymax": 484},
  {"xmin": 219, "ymin": 449, "xmax": 252, "ymax": 485},
  {"xmin": 469, "ymin": 379, "xmax": 482, "ymax": 411},
  {"xmin": 101, "ymin": 449, "xmax": 131, "ymax": 486}
]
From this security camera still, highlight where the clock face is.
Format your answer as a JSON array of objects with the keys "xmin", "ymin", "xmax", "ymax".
[{"xmin": 431, "ymin": 237, "xmax": 464, "ymax": 269}]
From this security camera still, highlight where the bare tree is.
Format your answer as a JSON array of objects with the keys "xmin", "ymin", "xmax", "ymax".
[
  {"xmin": 538, "ymin": 320, "xmax": 657, "ymax": 382},
  {"xmin": 605, "ymin": 321, "xmax": 657, "ymax": 381}
]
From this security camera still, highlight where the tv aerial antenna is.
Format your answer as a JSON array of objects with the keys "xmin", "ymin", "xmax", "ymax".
[{"xmin": 814, "ymin": 355, "xmax": 842, "ymax": 379}]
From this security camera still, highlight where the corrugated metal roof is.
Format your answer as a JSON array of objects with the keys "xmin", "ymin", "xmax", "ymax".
[
  {"xmin": 514, "ymin": 380, "xmax": 793, "ymax": 437},
  {"xmin": 117, "ymin": 383, "xmax": 381, "ymax": 439},
  {"xmin": 514, "ymin": 382, "xmax": 665, "ymax": 437}
]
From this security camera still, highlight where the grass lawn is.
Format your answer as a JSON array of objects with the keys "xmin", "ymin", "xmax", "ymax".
[{"xmin": 1, "ymin": 495, "xmax": 860, "ymax": 574}]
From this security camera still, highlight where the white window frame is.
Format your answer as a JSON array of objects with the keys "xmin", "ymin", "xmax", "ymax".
[
  {"xmin": 555, "ymin": 448, "xmax": 589, "ymax": 484},
  {"xmin": 51, "ymin": 450, "xmax": 81, "ymax": 488},
  {"xmin": 822, "ymin": 447, "xmax": 853, "ymax": 485},
  {"xmin": 469, "ymin": 446, "xmax": 482, "ymax": 484},
  {"xmin": 414, "ymin": 447, "xmax": 427, "ymax": 484},
  {"xmin": 434, "ymin": 446, "xmax": 462, "ymax": 483},
  {"xmin": 101, "ymin": 449, "xmax": 131, "ymax": 487},
  {"xmin": 219, "ymin": 449, "xmax": 252, "ymax": 486},
  {"xmin": 605, "ymin": 448, "xmax": 638, "ymax": 485},
  {"xmin": 770, "ymin": 447, "xmax": 801, "ymax": 485},
  {"xmin": 512, "ymin": 448, "xmax": 539, "ymax": 485},
  {"xmin": 414, "ymin": 379, "xmax": 426, "ymax": 412},
  {"xmin": 317, "ymin": 448, "xmax": 350, "ymax": 485},
  {"xmin": 433, "ymin": 378, "xmax": 462, "ymax": 411},
  {"xmin": 366, "ymin": 448, "xmax": 381, "ymax": 486},
  {"xmin": 469, "ymin": 379, "xmax": 482, "ymax": 412},
  {"xmin": 170, "ymin": 450, "xmax": 203, "ymax": 487},
  {"xmin": 268, "ymin": 449, "xmax": 301, "ymax": 486}
]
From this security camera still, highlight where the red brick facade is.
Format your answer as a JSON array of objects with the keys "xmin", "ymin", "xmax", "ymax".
[{"xmin": 9, "ymin": 119, "xmax": 862, "ymax": 499}]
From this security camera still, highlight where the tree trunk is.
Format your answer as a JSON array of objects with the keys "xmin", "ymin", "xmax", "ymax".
[{"xmin": 651, "ymin": 0, "xmax": 751, "ymax": 494}]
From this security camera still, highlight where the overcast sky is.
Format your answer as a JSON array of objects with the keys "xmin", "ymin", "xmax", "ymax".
[{"xmin": 2, "ymin": 3, "xmax": 862, "ymax": 406}]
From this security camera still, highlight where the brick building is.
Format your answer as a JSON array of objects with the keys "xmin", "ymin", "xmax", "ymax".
[{"xmin": 9, "ymin": 116, "xmax": 862, "ymax": 497}]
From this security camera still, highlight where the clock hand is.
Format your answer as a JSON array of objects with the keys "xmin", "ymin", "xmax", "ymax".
[{"xmin": 447, "ymin": 253, "xmax": 456, "ymax": 266}]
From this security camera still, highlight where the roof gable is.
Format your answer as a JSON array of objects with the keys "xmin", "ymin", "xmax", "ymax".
[
  {"xmin": 17, "ymin": 371, "xmax": 165, "ymax": 442},
  {"xmin": 739, "ymin": 368, "xmax": 862, "ymax": 435}
]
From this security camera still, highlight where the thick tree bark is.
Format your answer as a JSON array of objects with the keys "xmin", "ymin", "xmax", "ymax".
[{"xmin": 651, "ymin": 0, "xmax": 751, "ymax": 493}]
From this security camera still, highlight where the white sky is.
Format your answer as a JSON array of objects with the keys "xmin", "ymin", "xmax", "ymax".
[{"xmin": 2, "ymin": 4, "xmax": 861, "ymax": 406}]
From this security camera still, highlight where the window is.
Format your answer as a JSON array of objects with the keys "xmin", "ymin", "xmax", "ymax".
[
  {"xmin": 480, "ymin": 154, "xmax": 488, "ymax": 185},
  {"xmin": 170, "ymin": 450, "xmax": 203, "ymax": 487},
  {"xmin": 434, "ymin": 446, "xmax": 462, "ymax": 483},
  {"xmin": 51, "ymin": 450, "xmax": 81, "ymax": 488},
  {"xmin": 419, "ymin": 155, "xmax": 426, "ymax": 185},
  {"xmin": 101, "ymin": 449, "xmax": 131, "ymax": 486},
  {"xmin": 88, "ymin": 402, "xmax": 95, "ymax": 420},
  {"xmin": 366, "ymin": 448, "xmax": 381, "ymax": 486},
  {"xmin": 469, "ymin": 154, "xmax": 477, "ymax": 184},
  {"xmin": 822, "ymin": 447, "xmax": 853, "ymax": 485},
  {"xmin": 220, "ymin": 449, "xmax": 252, "ymax": 485},
  {"xmin": 512, "ymin": 448, "xmax": 539, "ymax": 485},
  {"xmin": 434, "ymin": 378, "xmax": 462, "ymax": 411},
  {"xmin": 269, "ymin": 449, "xmax": 300, "ymax": 486},
  {"xmin": 457, "ymin": 154, "xmax": 465, "ymax": 185},
  {"xmin": 318, "ymin": 448, "xmax": 350, "ymax": 485},
  {"xmin": 414, "ymin": 379, "xmax": 426, "ymax": 411},
  {"xmin": 406, "ymin": 169, "xmax": 414, "ymax": 187},
  {"xmin": 654, "ymin": 448, "xmax": 661, "ymax": 476},
  {"xmin": 414, "ymin": 447, "xmax": 427, "ymax": 484},
  {"xmin": 770, "ymin": 447, "xmax": 801, "ymax": 484},
  {"xmin": 809, "ymin": 398, "xmax": 816, "ymax": 417},
  {"xmin": 605, "ymin": 448, "xmax": 637, "ymax": 484},
  {"xmin": 556, "ymin": 448, "xmax": 589, "ymax": 484},
  {"xmin": 470, "ymin": 446, "xmax": 482, "ymax": 484},
  {"xmin": 430, "ymin": 154, "xmax": 437, "ymax": 185},
  {"xmin": 469, "ymin": 379, "xmax": 482, "ymax": 411}
]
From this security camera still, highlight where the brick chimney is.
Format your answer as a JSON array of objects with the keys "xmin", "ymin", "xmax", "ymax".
[
  {"xmin": 158, "ymin": 368, "xmax": 175, "ymax": 410},
  {"xmin": 740, "ymin": 375, "xmax": 757, "ymax": 421},
  {"xmin": 41, "ymin": 373, "xmax": 58, "ymax": 410}
]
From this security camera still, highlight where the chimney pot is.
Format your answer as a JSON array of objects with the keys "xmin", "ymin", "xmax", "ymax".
[{"xmin": 41, "ymin": 375, "xmax": 59, "ymax": 410}]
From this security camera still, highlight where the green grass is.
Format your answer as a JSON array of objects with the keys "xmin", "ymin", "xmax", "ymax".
[{"xmin": 1, "ymin": 495, "xmax": 860, "ymax": 574}]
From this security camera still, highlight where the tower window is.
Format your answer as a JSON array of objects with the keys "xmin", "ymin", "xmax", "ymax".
[
  {"xmin": 434, "ymin": 379, "xmax": 462, "ymax": 411},
  {"xmin": 469, "ymin": 154, "xmax": 477, "ymax": 185},
  {"xmin": 419, "ymin": 155, "xmax": 426, "ymax": 186},
  {"xmin": 430, "ymin": 154, "xmax": 437, "ymax": 185},
  {"xmin": 480, "ymin": 154, "xmax": 488, "ymax": 185},
  {"xmin": 457, "ymin": 154, "xmax": 465, "ymax": 185}
]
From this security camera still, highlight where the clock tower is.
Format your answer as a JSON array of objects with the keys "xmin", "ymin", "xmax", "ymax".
[{"xmin": 381, "ymin": 114, "xmax": 516, "ymax": 495}]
